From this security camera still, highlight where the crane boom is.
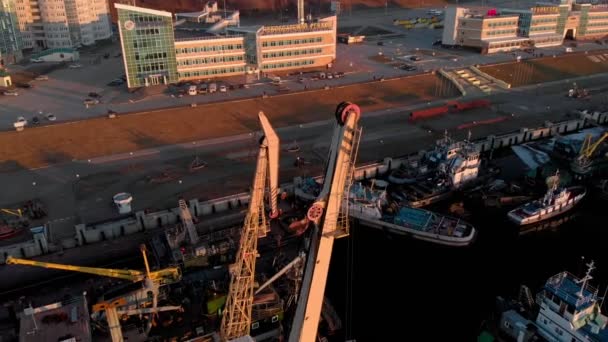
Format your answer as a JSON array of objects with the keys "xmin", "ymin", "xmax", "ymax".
[
  {"xmin": 289, "ymin": 102, "xmax": 361, "ymax": 342},
  {"xmin": 6, "ymin": 245, "xmax": 181, "ymax": 285},
  {"xmin": 258, "ymin": 111, "xmax": 281, "ymax": 218},
  {"xmin": 6, "ymin": 256, "xmax": 145, "ymax": 281},
  {"xmin": 220, "ymin": 111, "xmax": 278, "ymax": 341},
  {"xmin": 579, "ymin": 132, "xmax": 608, "ymax": 160}
]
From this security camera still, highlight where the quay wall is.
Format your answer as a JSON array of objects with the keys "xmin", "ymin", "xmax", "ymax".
[{"xmin": 1, "ymin": 111, "xmax": 606, "ymax": 263}]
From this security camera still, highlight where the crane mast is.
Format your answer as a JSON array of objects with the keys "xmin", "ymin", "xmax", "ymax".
[
  {"xmin": 220, "ymin": 111, "xmax": 280, "ymax": 341},
  {"xmin": 289, "ymin": 102, "xmax": 361, "ymax": 342}
]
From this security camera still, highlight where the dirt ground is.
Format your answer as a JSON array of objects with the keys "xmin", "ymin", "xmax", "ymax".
[
  {"xmin": 0, "ymin": 74, "xmax": 456, "ymax": 170},
  {"xmin": 480, "ymin": 50, "xmax": 608, "ymax": 87}
]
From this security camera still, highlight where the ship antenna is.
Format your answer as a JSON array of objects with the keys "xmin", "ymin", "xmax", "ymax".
[{"xmin": 576, "ymin": 260, "xmax": 595, "ymax": 298}]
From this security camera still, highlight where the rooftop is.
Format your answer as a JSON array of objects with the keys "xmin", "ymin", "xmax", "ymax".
[
  {"xmin": 544, "ymin": 271, "xmax": 598, "ymax": 311},
  {"xmin": 19, "ymin": 296, "xmax": 91, "ymax": 342},
  {"xmin": 260, "ymin": 18, "xmax": 335, "ymax": 36}
]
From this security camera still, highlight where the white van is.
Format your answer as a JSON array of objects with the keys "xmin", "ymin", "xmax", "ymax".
[{"xmin": 188, "ymin": 85, "xmax": 197, "ymax": 96}]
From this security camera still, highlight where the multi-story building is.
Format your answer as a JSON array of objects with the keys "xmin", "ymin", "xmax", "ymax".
[
  {"xmin": 252, "ymin": 17, "xmax": 336, "ymax": 72},
  {"xmin": 115, "ymin": 2, "xmax": 337, "ymax": 88},
  {"xmin": 0, "ymin": 0, "xmax": 22, "ymax": 63},
  {"xmin": 13, "ymin": 0, "xmax": 112, "ymax": 50},
  {"xmin": 443, "ymin": 0, "xmax": 608, "ymax": 53}
]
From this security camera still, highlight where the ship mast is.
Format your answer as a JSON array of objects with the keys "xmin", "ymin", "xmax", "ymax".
[{"xmin": 577, "ymin": 260, "xmax": 595, "ymax": 298}]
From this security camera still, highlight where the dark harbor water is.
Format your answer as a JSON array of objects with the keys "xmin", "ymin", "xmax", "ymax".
[{"xmin": 326, "ymin": 197, "xmax": 608, "ymax": 341}]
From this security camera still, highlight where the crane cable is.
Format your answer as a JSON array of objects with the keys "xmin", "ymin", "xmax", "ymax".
[{"xmin": 344, "ymin": 219, "xmax": 355, "ymax": 339}]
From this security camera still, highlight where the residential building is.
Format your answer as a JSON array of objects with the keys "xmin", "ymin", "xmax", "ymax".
[
  {"xmin": 115, "ymin": 2, "xmax": 337, "ymax": 88},
  {"xmin": 442, "ymin": 0, "xmax": 608, "ymax": 53},
  {"xmin": 0, "ymin": 0, "xmax": 22, "ymax": 63},
  {"xmin": 13, "ymin": 0, "xmax": 112, "ymax": 50}
]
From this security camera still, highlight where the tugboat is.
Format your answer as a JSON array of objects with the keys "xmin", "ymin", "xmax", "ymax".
[
  {"xmin": 491, "ymin": 260, "xmax": 608, "ymax": 342},
  {"xmin": 388, "ymin": 131, "xmax": 467, "ymax": 185},
  {"xmin": 507, "ymin": 171, "xmax": 586, "ymax": 226},
  {"xmin": 348, "ymin": 181, "xmax": 476, "ymax": 247},
  {"xmin": 393, "ymin": 132, "xmax": 485, "ymax": 208}
]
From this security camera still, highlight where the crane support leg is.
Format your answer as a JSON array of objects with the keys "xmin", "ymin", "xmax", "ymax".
[{"xmin": 289, "ymin": 103, "xmax": 361, "ymax": 342}]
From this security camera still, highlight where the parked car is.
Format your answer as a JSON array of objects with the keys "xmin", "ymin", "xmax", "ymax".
[
  {"xmin": 433, "ymin": 40, "xmax": 442, "ymax": 46},
  {"xmin": 410, "ymin": 55, "xmax": 422, "ymax": 61},
  {"xmin": 68, "ymin": 64, "xmax": 82, "ymax": 69},
  {"xmin": 32, "ymin": 116, "xmax": 40, "ymax": 125},
  {"xmin": 377, "ymin": 41, "xmax": 384, "ymax": 46},
  {"xmin": 45, "ymin": 113, "xmax": 56, "ymax": 121},
  {"xmin": 103, "ymin": 53, "xmax": 110, "ymax": 59},
  {"xmin": 16, "ymin": 83, "xmax": 33, "ymax": 89},
  {"xmin": 188, "ymin": 85, "xmax": 198, "ymax": 96},
  {"xmin": 114, "ymin": 52, "xmax": 122, "ymax": 58},
  {"xmin": 83, "ymin": 98, "xmax": 99, "ymax": 106},
  {"xmin": 198, "ymin": 84, "xmax": 208, "ymax": 94},
  {"xmin": 88, "ymin": 92, "xmax": 101, "ymax": 98},
  {"xmin": 219, "ymin": 84, "xmax": 227, "ymax": 92},
  {"xmin": 17, "ymin": 116, "xmax": 27, "ymax": 125},
  {"xmin": 336, "ymin": 71, "xmax": 345, "ymax": 78},
  {"xmin": 34, "ymin": 75, "xmax": 49, "ymax": 81},
  {"xmin": 3, "ymin": 90, "xmax": 19, "ymax": 96},
  {"xmin": 30, "ymin": 58, "xmax": 43, "ymax": 63},
  {"xmin": 209, "ymin": 83, "xmax": 217, "ymax": 93},
  {"xmin": 107, "ymin": 79, "xmax": 124, "ymax": 86}
]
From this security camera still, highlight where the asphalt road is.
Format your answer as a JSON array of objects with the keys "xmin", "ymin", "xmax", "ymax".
[{"xmin": 2, "ymin": 71, "xmax": 607, "ymax": 247}]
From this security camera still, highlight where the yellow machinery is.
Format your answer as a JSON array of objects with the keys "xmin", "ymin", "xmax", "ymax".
[
  {"xmin": 1, "ymin": 208, "xmax": 22, "ymax": 217},
  {"xmin": 573, "ymin": 132, "xmax": 608, "ymax": 174},
  {"xmin": 6, "ymin": 245, "xmax": 181, "ymax": 285},
  {"xmin": 220, "ymin": 111, "xmax": 280, "ymax": 341},
  {"xmin": 7, "ymin": 245, "xmax": 182, "ymax": 342},
  {"xmin": 578, "ymin": 132, "xmax": 608, "ymax": 163},
  {"xmin": 288, "ymin": 102, "xmax": 362, "ymax": 342}
]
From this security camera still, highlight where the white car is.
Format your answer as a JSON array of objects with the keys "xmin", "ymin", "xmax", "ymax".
[
  {"xmin": 30, "ymin": 58, "xmax": 43, "ymax": 63},
  {"xmin": 46, "ymin": 113, "xmax": 56, "ymax": 121},
  {"xmin": 219, "ymin": 84, "xmax": 227, "ymax": 92},
  {"xmin": 209, "ymin": 83, "xmax": 217, "ymax": 93},
  {"xmin": 17, "ymin": 116, "xmax": 27, "ymax": 125},
  {"xmin": 83, "ymin": 98, "xmax": 100, "ymax": 106},
  {"xmin": 68, "ymin": 64, "xmax": 82, "ymax": 69},
  {"xmin": 3, "ymin": 90, "xmax": 19, "ymax": 96},
  {"xmin": 35, "ymin": 75, "xmax": 49, "ymax": 81}
]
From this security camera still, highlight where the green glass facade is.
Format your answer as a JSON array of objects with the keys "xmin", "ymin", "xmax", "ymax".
[
  {"xmin": 0, "ymin": 0, "xmax": 22, "ymax": 64},
  {"xmin": 117, "ymin": 7, "xmax": 178, "ymax": 88}
]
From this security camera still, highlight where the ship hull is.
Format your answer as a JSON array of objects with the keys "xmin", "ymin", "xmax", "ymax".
[
  {"xmin": 507, "ymin": 186, "xmax": 586, "ymax": 226},
  {"xmin": 350, "ymin": 211, "xmax": 476, "ymax": 247}
]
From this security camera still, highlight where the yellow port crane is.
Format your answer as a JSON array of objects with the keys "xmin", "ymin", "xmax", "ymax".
[
  {"xmin": 578, "ymin": 132, "xmax": 608, "ymax": 164},
  {"xmin": 7, "ymin": 245, "xmax": 182, "ymax": 342},
  {"xmin": 6, "ymin": 244, "xmax": 181, "ymax": 286},
  {"xmin": 1, "ymin": 208, "xmax": 22, "ymax": 217},
  {"xmin": 220, "ymin": 111, "xmax": 280, "ymax": 341}
]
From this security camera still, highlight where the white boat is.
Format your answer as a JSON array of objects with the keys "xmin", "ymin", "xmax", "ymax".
[
  {"xmin": 498, "ymin": 261, "xmax": 608, "ymax": 342},
  {"xmin": 348, "ymin": 182, "xmax": 476, "ymax": 247},
  {"xmin": 507, "ymin": 173, "xmax": 586, "ymax": 226}
]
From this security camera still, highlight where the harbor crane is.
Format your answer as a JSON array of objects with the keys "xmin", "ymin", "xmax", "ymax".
[
  {"xmin": 6, "ymin": 244, "xmax": 181, "ymax": 286},
  {"xmin": 289, "ymin": 102, "xmax": 362, "ymax": 342},
  {"xmin": 572, "ymin": 132, "xmax": 608, "ymax": 176},
  {"xmin": 220, "ymin": 111, "xmax": 280, "ymax": 341},
  {"xmin": 7, "ymin": 245, "xmax": 182, "ymax": 342}
]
